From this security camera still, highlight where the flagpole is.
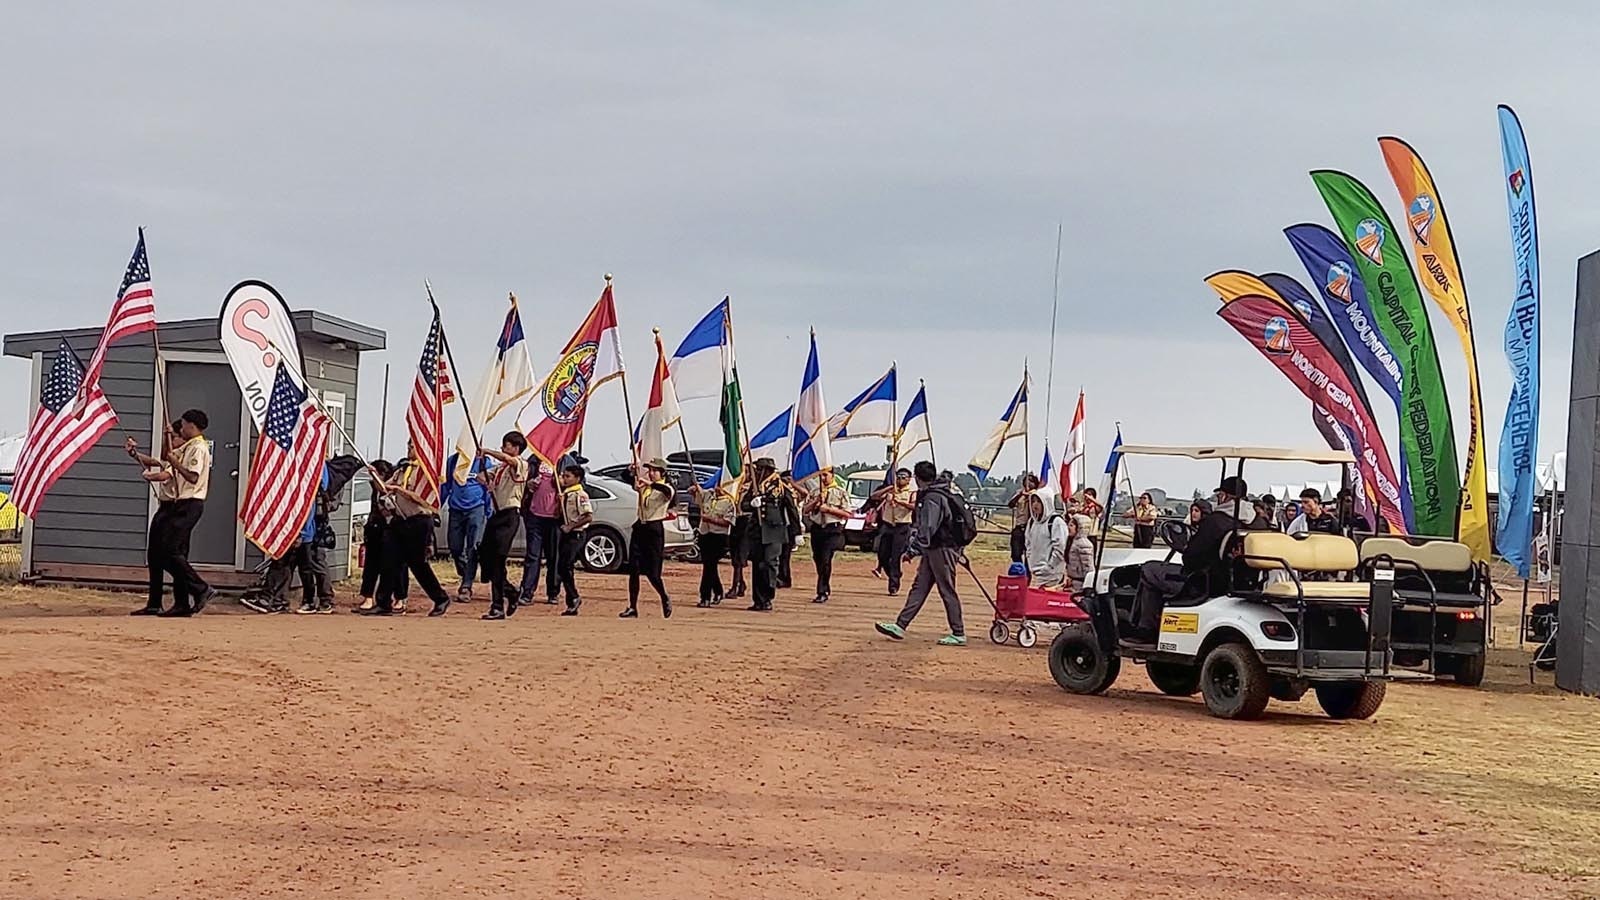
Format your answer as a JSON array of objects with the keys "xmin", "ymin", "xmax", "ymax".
[
  {"xmin": 377, "ymin": 362, "xmax": 390, "ymax": 459},
  {"xmin": 655, "ymin": 327, "xmax": 695, "ymax": 464},
  {"xmin": 1042, "ymin": 222, "xmax": 1062, "ymax": 457},
  {"xmin": 424, "ymin": 280, "xmax": 485, "ymax": 462},
  {"xmin": 1080, "ymin": 386, "xmax": 1089, "ymax": 494},
  {"xmin": 610, "ymin": 275, "xmax": 639, "ymax": 462},
  {"xmin": 722, "ymin": 297, "xmax": 753, "ymax": 463},
  {"xmin": 921, "ymin": 379, "xmax": 939, "ymax": 471},
  {"xmin": 888, "ymin": 360, "xmax": 899, "ymax": 473},
  {"xmin": 1022, "ymin": 361, "xmax": 1031, "ymax": 482},
  {"xmin": 264, "ymin": 338, "xmax": 373, "ymax": 471}
]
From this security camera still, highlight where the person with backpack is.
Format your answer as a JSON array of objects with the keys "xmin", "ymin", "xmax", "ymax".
[
  {"xmin": 874, "ymin": 462, "xmax": 970, "ymax": 646},
  {"xmin": 1022, "ymin": 489, "xmax": 1068, "ymax": 588}
]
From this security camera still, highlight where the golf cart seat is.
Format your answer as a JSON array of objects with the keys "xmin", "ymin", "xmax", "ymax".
[
  {"xmin": 1242, "ymin": 532, "xmax": 1367, "ymax": 601},
  {"xmin": 1358, "ymin": 537, "xmax": 1478, "ymax": 603}
]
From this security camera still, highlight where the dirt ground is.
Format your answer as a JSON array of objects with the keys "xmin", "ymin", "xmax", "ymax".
[{"xmin": 0, "ymin": 552, "xmax": 1596, "ymax": 900}]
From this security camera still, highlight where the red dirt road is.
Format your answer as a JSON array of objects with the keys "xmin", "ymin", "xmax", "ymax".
[{"xmin": 0, "ymin": 556, "xmax": 1569, "ymax": 899}]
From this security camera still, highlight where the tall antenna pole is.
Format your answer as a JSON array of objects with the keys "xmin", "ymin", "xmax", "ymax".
[
  {"xmin": 1042, "ymin": 222, "xmax": 1063, "ymax": 460},
  {"xmin": 377, "ymin": 362, "xmax": 390, "ymax": 459}
]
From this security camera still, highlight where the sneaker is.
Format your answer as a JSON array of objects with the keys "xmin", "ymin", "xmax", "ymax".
[
  {"xmin": 937, "ymin": 634, "xmax": 967, "ymax": 647},
  {"xmin": 295, "ymin": 603, "xmax": 317, "ymax": 615},
  {"xmin": 239, "ymin": 594, "xmax": 276, "ymax": 614},
  {"xmin": 874, "ymin": 622, "xmax": 905, "ymax": 640},
  {"xmin": 316, "ymin": 601, "xmax": 335, "ymax": 614},
  {"xmin": 481, "ymin": 608, "xmax": 506, "ymax": 621}
]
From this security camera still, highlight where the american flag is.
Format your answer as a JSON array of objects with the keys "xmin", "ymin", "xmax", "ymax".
[
  {"xmin": 240, "ymin": 364, "xmax": 331, "ymax": 559},
  {"xmin": 405, "ymin": 306, "xmax": 449, "ymax": 509},
  {"xmin": 83, "ymin": 229, "xmax": 158, "ymax": 390},
  {"xmin": 10, "ymin": 341, "xmax": 120, "ymax": 519}
]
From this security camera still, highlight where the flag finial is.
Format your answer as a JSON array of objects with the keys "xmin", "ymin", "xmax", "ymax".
[{"xmin": 604, "ymin": 272, "xmax": 613, "ymax": 283}]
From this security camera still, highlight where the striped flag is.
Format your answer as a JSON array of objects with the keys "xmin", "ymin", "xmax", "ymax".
[
  {"xmin": 406, "ymin": 305, "xmax": 449, "ymax": 509},
  {"xmin": 84, "ymin": 229, "xmax": 158, "ymax": 390},
  {"xmin": 1059, "ymin": 391, "xmax": 1085, "ymax": 496},
  {"xmin": 10, "ymin": 341, "xmax": 120, "ymax": 518},
  {"xmin": 240, "ymin": 365, "xmax": 332, "ymax": 558}
]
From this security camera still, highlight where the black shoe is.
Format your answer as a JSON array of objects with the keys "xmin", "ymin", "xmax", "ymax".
[
  {"xmin": 662, "ymin": 599, "xmax": 673, "ymax": 619},
  {"xmin": 194, "ymin": 587, "xmax": 217, "ymax": 614},
  {"xmin": 505, "ymin": 599, "xmax": 518, "ymax": 618},
  {"xmin": 130, "ymin": 606, "xmax": 162, "ymax": 616},
  {"xmin": 560, "ymin": 607, "xmax": 579, "ymax": 616},
  {"xmin": 711, "ymin": 595, "xmax": 723, "ymax": 606},
  {"xmin": 544, "ymin": 597, "xmax": 559, "ymax": 605},
  {"xmin": 619, "ymin": 607, "xmax": 638, "ymax": 619},
  {"xmin": 697, "ymin": 599, "xmax": 713, "ymax": 608},
  {"xmin": 158, "ymin": 606, "xmax": 194, "ymax": 618},
  {"xmin": 812, "ymin": 594, "xmax": 828, "ymax": 604},
  {"xmin": 428, "ymin": 598, "xmax": 451, "ymax": 617},
  {"xmin": 482, "ymin": 608, "xmax": 506, "ymax": 621},
  {"xmin": 356, "ymin": 606, "xmax": 392, "ymax": 617}
]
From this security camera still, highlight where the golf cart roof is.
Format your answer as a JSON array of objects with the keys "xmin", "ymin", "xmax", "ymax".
[{"xmin": 1115, "ymin": 445, "xmax": 1356, "ymax": 464}]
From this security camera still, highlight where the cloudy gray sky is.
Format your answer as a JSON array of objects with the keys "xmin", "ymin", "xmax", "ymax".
[{"xmin": 3, "ymin": 1, "xmax": 1592, "ymax": 494}]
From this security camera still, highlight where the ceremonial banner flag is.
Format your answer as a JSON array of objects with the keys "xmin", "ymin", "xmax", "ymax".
[
  {"xmin": 1313, "ymin": 170, "xmax": 1459, "ymax": 538},
  {"xmin": 1060, "ymin": 391, "xmax": 1085, "ymax": 496},
  {"xmin": 1260, "ymin": 273, "xmax": 1373, "ymax": 409},
  {"xmin": 9, "ymin": 342, "xmax": 119, "ymax": 519},
  {"xmin": 240, "ymin": 365, "xmax": 332, "ymax": 559},
  {"xmin": 669, "ymin": 298, "xmax": 730, "ymax": 402},
  {"xmin": 1286, "ymin": 222, "xmax": 1414, "ymax": 529},
  {"xmin": 1379, "ymin": 137, "xmax": 1491, "ymax": 561},
  {"xmin": 895, "ymin": 385, "xmax": 932, "ymax": 460},
  {"xmin": 968, "ymin": 373, "xmax": 1028, "ymax": 483},
  {"xmin": 1496, "ymin": 105, "xmax": 1541, "ymax": 577},
  {"xmin": 1217, "ymin": 293, "xmax": 1407, "ymax": 533},
  {"xmin": 452, "ymin": 298, "xmax": 536, "ymax": 484},
  {"xmin": 790, "ymin": 331, "xmax": 833, "ymax": 484},
  {"xmin": 634, "ymin": 331, "xmax": 682, "ymax": 466},
  {"xmin": 221, "ymin": 281, "xmax": 305, "ymax": 428},
  {"xmin": 749, "ymin": 406, "xmax": 793, "ymax": 465},
  {"xmin": 517, "ymin": 281, "xmax": 626, "ymax": 466},
  {"xmin": 1311, "ymin": 407, "xmax": 1376, "ymax": 530},
  {"xmin": 1095, "ymin": 426, "xmax": 1124, "ymax": 509},
  {"xmin": 84, "ymin": 229, "xmax": 158, "ymax": 389},
  {"xmin": 406, "ymin": 307, "xmax": 450, "ymax": 509},
  {"xmin": 828, "ymin": 366, "xmax": 897, "ymax": 440},
  {"xmin": 1039, "ymin": 446, "xmax": 1053, "ymax": 487}
]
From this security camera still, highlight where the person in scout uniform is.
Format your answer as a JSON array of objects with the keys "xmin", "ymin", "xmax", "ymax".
[
  {"xmin": 376, "ymin": 440, "xmax": 453, "ymax": 617},
  {"xmin": 623, "ymin": 457, "xmax": 675, "ymax": 619},
  {"xmin": 690, "ymin": 480, "xmax": 738, "ymax": 607},
  {"xmin": 870, "ymin": 468, "xmax": 916, "ymax": 595},
  {"xmin": 125, "ymin": 409, "xmax": 217, "ymax": 617},
  {"xmin": 803, "ymin": 473, "xmax": 851, "ymax": 604},
  {"xmin": 555, "ymin": 463, "xmax": 593, "ymax": 615},
  {"xmin": 741, "ymin": 457, "xmax": 797, "ymax": 612},
  {"xmin": 475, "ymin": 431, "xmax": 530, "ymax": 620}
]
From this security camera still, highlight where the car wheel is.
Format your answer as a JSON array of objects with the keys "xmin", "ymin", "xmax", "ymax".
[
  {"xmin": 1314, "ymin": 681, "xmax": 1386, "ymax": 720},
  {"xmin": 1048, "ymin": 623, "xmax": 1120, "ymax": 695},
  {"xmin": 1452, "ymin": 650, "xmax": 1486, "ymax": 687},
  {"xmin": 1145, "ymin": 660, "xmax": 1200, "ymax": 697},
  {"xmin": 582, "ymin": 527, "xmax": 625, "ymax": 574},
  {"xmin": 1199, "ymin": 642, "xmax": 1270, "ymax": 720}
]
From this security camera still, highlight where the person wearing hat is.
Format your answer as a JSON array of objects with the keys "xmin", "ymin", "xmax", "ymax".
[
  {"xmin": 741, "ymin": 458, "xmax": 796, "ymax": 611},
  {"xmin": 1128, "ymin": 475, "xmax": 1256, "ymax": 642},
  {"xmin": 690, "ymin": 479, "xmax": 738, "ymax": 607},
  {"xmin": 803, "ymin": 473, "xmax": 852, "ymax": 604},
  {"xmin": 623, "ymin": 458, "xmax": 676, "ymax": 619},
  {"xmin": 870, "ymin": 468, "xmax": 917, "ymax": 595}
]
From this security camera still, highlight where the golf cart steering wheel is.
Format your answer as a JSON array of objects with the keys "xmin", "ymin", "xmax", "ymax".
[{"xmin": 1159, "ymin": 520, "xmax": 1191, "ymax": 561}]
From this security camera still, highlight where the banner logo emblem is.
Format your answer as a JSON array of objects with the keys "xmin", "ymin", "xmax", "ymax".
[
  {"xmin": 1354, "ymin": 219, "xmax": 1385, "ymax": 266},
  {"xmin": 1408, "ymin": 194, "xmax": 1436, "ymax": 245},
  {"xmin": 1508, "ymin": 169, "xmax": 1526, "ymax": 197},
  {"xmin": 1263, "ymin": 316, "xmax": 1292, "ymax": 354},
  {"xmin": 1291, "ymin": 297, "xmax": 1315, "ymax": 322},
  {"xmin": 541, "ymin": 341, "xmax": 598, "ymax": 424},
  {"xmin": 1326, "ymin": 262, "xmax": 1354, "ymax": 304}
]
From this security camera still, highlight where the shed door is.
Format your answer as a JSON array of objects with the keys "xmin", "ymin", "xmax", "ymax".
[{"xmin": 165, "ymin": 361, "xmax": 243, "ymax": 566}]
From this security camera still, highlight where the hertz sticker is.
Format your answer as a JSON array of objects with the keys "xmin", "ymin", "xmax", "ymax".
[{"xmin": 1160, "ymin": 612, "xmax": 1199, "ymax": 635}]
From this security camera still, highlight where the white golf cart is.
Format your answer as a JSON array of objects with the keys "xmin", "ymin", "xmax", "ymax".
[{"xmin": 1048, "ymin": 445, "xmax": 1429, "ymax": 721}]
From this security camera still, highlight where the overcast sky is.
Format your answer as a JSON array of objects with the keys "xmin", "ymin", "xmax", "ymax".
[{"xmin": 2, "ymin": 1, "xmax": 1592, "ymax": 495}]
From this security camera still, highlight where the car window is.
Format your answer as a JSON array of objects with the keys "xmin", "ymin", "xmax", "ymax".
[
  {"xmin": 586, "ymin": 483, "xmax": 614, "ymax": 501},
  {"xmin": 352, "ymin": 479, "xmax": 372, "ymax": 504}
]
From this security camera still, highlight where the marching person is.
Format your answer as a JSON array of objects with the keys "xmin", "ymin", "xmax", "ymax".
[
  {"xmin": 354, "ymin": 460, "xmax": 408, "ymax": 613},
  {"xmin": 742, "ymin": 458, "xmax": 795, "ymax": 612},
  {"xmin": 519, "ymin": 457, "xmax": 564, "ymax": 606},
  {"xmin": 777, "ymin": 470, "xmax": 803, "ymax": 589},
  {"xmin": 377, "ymin": 442, "xmax": 452, "ymax": 617},
  {"xmin": 440, "ymin": 448, "xmax": 492, "ymax": 603},
  {"xmin": 1130, "ymin": 492, "xmax": 1159, "ymax": 549},
  {"xmin": 870, "ymin": 468, "xmax": 916, "ymax": 595},
  {"xmin": 555, "ymin": 463, "xmax": 592, "ymax": 615},
  {"xmin": 1006, "ymin": 473, "xmax": 1041, "ymax": 563},
  {"xmin": 125, "ymin": 409, "xmax": 215, "ymax": 617},
  {"xmin": 691, "ymin": 482, "xmax": 737, "ymax": 607},
  {"xmin": 623, "ymin": 458, "xmax": 675, "ymax": 619},
  {"xmin": 476, "ymin": 431, "xmax": 530, "ymax": 620},
  {"xmin": 128, "ymin": 421, "xmax": 183, "ymax": 616},
  {"xmin": 804, "ymin": 474, "xmax": 851, "ymax": 603},
  {"xmin": 875, "ymin": 462, "xmax": 966, "ymax": 646},
  {"xmin": 726, "ymin": 490, "xmax": 752, "ymax": 601}
]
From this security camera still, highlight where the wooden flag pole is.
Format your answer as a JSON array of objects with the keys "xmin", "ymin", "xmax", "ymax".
[
  {"xmin": 610, "ymin": 275, "xmax": 639, "ymax": 464},
  {"xmin": 922, "ymin": 379, "xmax": 939, "ymax": 471},
  {"xmin": 722, "ymin": 296, "xmax": 752, "ymax": 464},
  {"xmin": 425, "ymin": 280, "xmax": 485, "ymax": 466}
]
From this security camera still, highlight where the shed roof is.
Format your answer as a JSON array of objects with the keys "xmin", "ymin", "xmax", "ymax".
[{"xmin": 3, "ymin": 309, "xmax": 386, "ymax": 358}]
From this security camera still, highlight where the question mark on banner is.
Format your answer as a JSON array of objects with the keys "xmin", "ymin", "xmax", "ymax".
[{"xmin": 230, "ymin": 299, "xmax": 277, "ymax": 368}]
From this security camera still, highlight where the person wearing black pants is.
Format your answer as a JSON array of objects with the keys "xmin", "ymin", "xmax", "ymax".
[
  {"xmin": 375, "ymin": 449, "xmax": 451, "ymax": 617},
  {"xmin": 777, "ymin": 471, "xmax": 802, "ymax": 589},
  {"xmin": 742, "ymin": 458, "xmax": 796, "ymax": 611},
  {"xmin": 623, "ymin": 458, "xmax": 675, "ymax": 619},
  {"xmin": 727, "ymin": 512, "xmax": 750, "ymax": 599},
  {"xmin": 477, "ymin": 432, "xmax": 530, "ymax": 620},
  {"xmin": 126, "ymin": 412, "xmax": 216, "ymax": 616},
  {"xmin": 692, "ymin": 484, "xmax": 736, "ymax": 607},
  {"xmin": 804, "ymin": 477, "xmax": 851, "ymax": 603},
  {"xmin": 871, "ymin": 468, "xmax": 916, "ymax": 595},
  {"xmin": 555, "ymin": 464, "xmax": 593, "ymax": 614}
]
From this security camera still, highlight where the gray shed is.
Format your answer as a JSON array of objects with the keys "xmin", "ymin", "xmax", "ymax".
[{"xmin": 3, "ymin": 311, "xmax": 386, "ymax": 588}]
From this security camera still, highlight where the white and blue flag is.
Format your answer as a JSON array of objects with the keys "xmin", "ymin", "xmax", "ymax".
[
  {"xmin": 747, "ymin": 406, "xmax": 793, "ymax": 467},
  {"xmin": 790, "ymin": 332, "xmax": 833, "ymax": 484},
  {"xmin": 1096, "ymin": 425, "xmax": 1124, "ymax": 505},
  {"xmin": 967, "ymin": 374, "xmax": 1028, "ymax": 483},
  {"xmin": 895, "ymin": 383, "xmax": 932, "ymax": 460},
  {"xmin": 668, "ymin": 297, "xmax": 730, "ymax": 402},
  {"xmin": 827, "ymin": 365, "xmax": 897, "ymax": 440}
]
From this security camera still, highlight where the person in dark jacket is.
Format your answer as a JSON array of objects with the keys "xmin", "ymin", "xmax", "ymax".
[
  {"xmin": 742, "ymin": 458, "xmax": 797, "ymax": 611},
  {"xmin": 874, "ymin": 462, "xmax": 966, "ymax": 646},
  {"xmin": 1129, "ymin": 476, "xmax": 1251, "ymax": 642}
]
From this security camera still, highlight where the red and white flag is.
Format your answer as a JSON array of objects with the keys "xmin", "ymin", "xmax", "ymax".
[
  {"xmin": 516, "ymin": 278, "xmax": 626, "ymax": 465},
  {"xmin": 240, "ymin": 365, "xmax": 332, "ymax": 558},
  {"xmin": 633, "ymin": 330, "xmax": 682, "ymax": 465},
  {"xmin": 405, "ymin": 304, "xmax": 451, "ymax": 509},
  {"xmin": 1059, "ymin": 391, "xmax": 1085, "ymax": 497},
  {"xmin": 84, "ymin": 229, "xmax": 158, "ymax": 390},
  {"xmin": 9, "ymin": 342, "xmax": 120, "ymax": 519}
]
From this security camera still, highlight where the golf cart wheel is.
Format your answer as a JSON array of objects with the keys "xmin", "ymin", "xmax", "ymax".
[
  {"xmin": 1017, "ymin": 625, "xmax": 1038, "ymax": 649},
  {"xmin": 988, "ymin": 621, "xmax": 1009, "ymax": 645},
  {"xmin": 1452, "ymin": 651, "xmax": 1486, "ymax": 687},
  {"xmin": 1314, "ymin": 681, "xmax": 1387, "ymax": 720},
  {"xmin": 1199, "ymin": 642, "xmax": 1270, "ymax": 720},
  {"xmin": 1145, "ymin": 660, "xmax": 1200, "ymax": 697},
  {"xmin": 1048, "ymin": 623, "xmax": 1120, "ymax": 695}
]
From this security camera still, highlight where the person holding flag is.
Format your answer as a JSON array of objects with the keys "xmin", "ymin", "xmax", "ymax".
[
  {"xmin": 475, "ymin": 431, "xmax": 530, "ymax": 621},
  {"xmin": 126, "ymin": 409, "xmax": 215, "ymax": 617},
  {"xmin": 623, "ymin": 458, "xmax": 675, "ymax": 620},
  {"xmin": 869, "ymin": 468, "xmax": 916, "ymax": 595}
]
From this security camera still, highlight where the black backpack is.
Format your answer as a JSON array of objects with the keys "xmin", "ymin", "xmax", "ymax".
[{"xmin": 935, "ymin": 488, "xmax": 979, "ymax": 548}]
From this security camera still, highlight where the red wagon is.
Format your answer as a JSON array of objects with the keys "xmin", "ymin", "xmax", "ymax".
[{"xmin": 988, "ymin": 575, "xmax": 1089, "ymax": 648}]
